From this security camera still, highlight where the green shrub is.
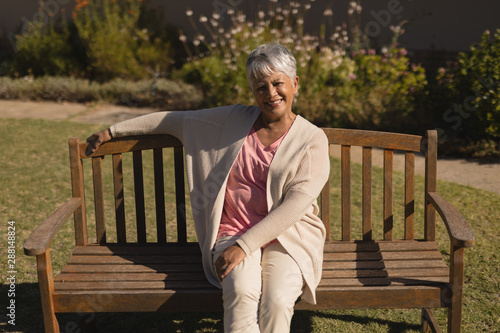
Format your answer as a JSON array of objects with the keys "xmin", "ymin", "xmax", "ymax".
[
  {"xmin": 436, "ymin": 29, "xmax": 500, "ymax": 140},
  {"xmin": 177, "ymin": 1, "xmax": 427, "ymax": 129},
  {"xmin": 99, "ymin": 78, "xmax": 204, "ymax": 109},
  {"xmin": 73, "ymin": 0, "xmax": 174, "ymax": 81},
  {"xmin": 10, "ymin": 11, "xmax": 80, "ymax": 77},
  {"xmin": 9, "ymin": 0, "xmax": 178, "ymax": 81},
  {"xmin": 332, "ymin": 47, "xmax": 427, "ymax": 130},
  {"xmin": 0, "ymin": 76, "xmax": 203, "ymax": 109}
]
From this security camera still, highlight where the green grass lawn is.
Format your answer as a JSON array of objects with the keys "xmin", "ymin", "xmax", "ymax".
[{"xmin": 1, "ymin": 118, "xmax": 498, "ymax": 332}]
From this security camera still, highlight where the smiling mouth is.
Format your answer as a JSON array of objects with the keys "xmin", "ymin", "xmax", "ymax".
[{"xmin": 267, "ymin": 99, "xmax": 283, "ymax": 107}]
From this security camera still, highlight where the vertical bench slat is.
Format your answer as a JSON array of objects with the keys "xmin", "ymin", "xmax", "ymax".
[
  {"xmin": 112, "ymin": 153, "xmax": 126, "ymax": 244},
  {"xmin": 383, "ymin": 149, "xmax": 393, "ymax": 241},
  {"xmin": 341, "ymin": 145, "xmax": 351, "ymax": 241},
  {"xmin": 405, "ymin": 151, "xmax": 415, "ymax": 240},
  {"xmin": 362, "ymin": 147, "xmax": 372, "ymax": 240},
  {"xmin": 321, "ymin": 182, "xmax": 331, "ymax": 241},
  {"xmin": 425, "ymin": 130, "xmax": 438, "ymax": 241},
  {"xmin": 92, "ymin": 157, "xmax": 106, "ymax": 244},
  {"xmin": 69, "ymin": 138, "xmax": 87, "ymax": 246},
  {"xmin": 321, "ymin": 144, "xmax": 331, "ymax": 241},
  {"xmin": 153, "ymin": 148, "xmax": 167, "ymax": 243},
  {"xmin": 133, "ymin": 151, "xmax": 147, "ymax": 243},
  {"xmin": 174, "ymin": 146, "xmax": 187, "ymax": 243}
]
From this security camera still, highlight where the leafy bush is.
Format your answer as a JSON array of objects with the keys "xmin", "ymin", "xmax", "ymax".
[
  {"xmin": 10, "ymin": 11, "xmax": 80, "ymax": 77},
  {"xmin": 9, "ymin": 0, "xmax": 179, "ymax": 81},
  {"xmin": 73, "ymin": 0, "xmax": 175, "ymax": 81},
  {"xmin": 435, "ymin": 29, "xmax": 500, "ymax": 140},
  {"xmin": 177, "ymin": 0, "xmax": 427, "ymax": 129},
  {"xmin": 334, "ymin": 47, "xmax": 427, "ymax": 130}
]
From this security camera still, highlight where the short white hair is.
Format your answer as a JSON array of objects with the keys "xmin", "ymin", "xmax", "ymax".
[{"xmin": 245, "ymin": 43, "xmax": 297, "ymax": 87}]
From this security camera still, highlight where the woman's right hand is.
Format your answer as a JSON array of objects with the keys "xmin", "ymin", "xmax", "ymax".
[{"xmin": 85, "ymin": 128, "xmax": 112, "ymax": 156}]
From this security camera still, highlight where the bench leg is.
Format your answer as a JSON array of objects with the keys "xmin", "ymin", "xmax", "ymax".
[
  {"xmin": 448, "ymin": 245, "xmax": 465, "ymax": 333},
  {"xmin": 37, "ymin": 250, "xmax": 60, "ymax": 333},
  {"xmin": 421, "ymin": 308, "xmax": 441, "ymax": 333}
]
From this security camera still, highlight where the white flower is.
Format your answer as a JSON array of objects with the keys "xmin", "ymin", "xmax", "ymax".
[
  {"xmin": 186, "ymin": 9, "xmax": 193, "ymax": 17},
  {"xmin": 323, "ymin": 9, "xmax": 333, "ymax": 16},
  {"xmin": 199, "ymin": 15, "xmax": 208, "ymax": 23},
  {"xmin": 179, "ymin": 35, "xmax": 187, "ymax": 43}
]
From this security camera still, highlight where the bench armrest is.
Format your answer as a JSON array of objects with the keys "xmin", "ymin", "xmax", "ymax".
[
  {"xmin": 427, "ymin": 192, "xmax": 475, "ymax": 248},
  {"xmin": 24, "ymin": 198, "xmax": 82, "ymax": 256}
]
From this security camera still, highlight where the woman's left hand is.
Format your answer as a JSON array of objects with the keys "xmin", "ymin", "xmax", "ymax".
[{"xmin": 215, "ymin": 244, "xmax": 246, "ymax": 281}]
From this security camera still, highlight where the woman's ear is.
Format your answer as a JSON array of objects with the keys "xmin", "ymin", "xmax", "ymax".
[{"xmin": 293, "ymin": 76, "xmax": 299, "ymax": 95}]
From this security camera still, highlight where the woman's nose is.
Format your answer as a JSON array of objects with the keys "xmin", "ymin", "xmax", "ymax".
[{"xmin": 267, "ymin": 86, "xmax": 277, "ymax": 97}]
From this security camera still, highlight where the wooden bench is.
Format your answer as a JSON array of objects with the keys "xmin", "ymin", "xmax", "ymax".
[{"xmin": 24, "ymin": 128, "xmax": 475, "ymax": 332}]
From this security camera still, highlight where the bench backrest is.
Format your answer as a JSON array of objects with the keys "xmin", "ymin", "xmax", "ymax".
[
  {"xmin": 320, "ymin": 129, "xmax": 437, "ymax": 242},
  {"xmin": 71, "ymin": 129, "xmax": 437, "ymax": 246}
]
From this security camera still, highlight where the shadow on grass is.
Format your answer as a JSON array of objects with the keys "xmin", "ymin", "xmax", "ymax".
[
  {"xmin": 8, "ymin": 284, "xmax": 420, "ymax": 332},
  {"xmin": 292, "ymin": 310, "xmax": 422, "ymax": 333}
]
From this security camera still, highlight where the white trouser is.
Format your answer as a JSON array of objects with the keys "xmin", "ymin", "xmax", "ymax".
[{"xmin": 213, "ymin": 236, "xmax": 304, "ymax": 333}]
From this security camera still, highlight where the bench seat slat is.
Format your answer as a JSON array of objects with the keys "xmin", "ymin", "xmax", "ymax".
[
  {"xmin": 55, "ymin": 268, "xmax": 448, "ymax": 283},
  {"xmin": 54, "ymin": 280, "xmax": 215, "ymax": 291},
  {"xmin": 297, "ymin": 286, "xmax": 445, "ymax": 310},
  {"xmin": 318, "ymin": 276, "xmax": 448, "ymax": 287},
  {"xmin": 67, "ymin": 255, "xmax": 202, "ymax": 265},
  {"xmin": 323, "ymin": 241, "xmax": 439, "ymax": 252},
  {"xmin": 324, "ymin": 259, "xmax": 447, "ymax": 270},
  {"xmin": 55, "ymin": 272, "xmax": 208, "ymax": 282},
  {"xmin": 53, "ymin": 290, "xmax": 223, "ymax": 313},
  {"xmin": 52, "ymin": 285, "xmax": 444, "ymax": 313},
  {"xmin": 61, "ymin": 264, "xmax": 204, "ymax": 274},
  {"xmin": 322, "ymin": 268, "xmax": 449, "ymax": 279},
  {"xmin": 72, "ymin": 244, "xmax": 201, "ymax": 256},
  {"xmin": 323, "ymin": 251, "xmax": 443, "ymax": 261},
  {"xmin": 54, "ymin": 276, "xmax": 447, "ymax": 291}
]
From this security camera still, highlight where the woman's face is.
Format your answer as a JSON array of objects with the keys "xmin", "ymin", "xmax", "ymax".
[{"xmin": 250, "ymin": 71, "xmax": 299, "ymax": 122}]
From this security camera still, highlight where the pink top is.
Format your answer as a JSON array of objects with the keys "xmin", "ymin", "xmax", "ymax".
[{"xmin": 217, "ymin": 126, "xmax": 288, "ymax": 240}]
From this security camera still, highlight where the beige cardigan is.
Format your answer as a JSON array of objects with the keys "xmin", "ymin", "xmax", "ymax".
[{"xmin": 110, "ymin": 104, "xmax": 330, "ymax": 303}]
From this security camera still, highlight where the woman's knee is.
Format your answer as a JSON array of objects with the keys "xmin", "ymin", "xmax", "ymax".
[{"xmin": 223, "ymin": 276, "xmax": 261, "ymax": 303}]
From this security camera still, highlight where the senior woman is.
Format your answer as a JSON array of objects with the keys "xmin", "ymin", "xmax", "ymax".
[{"xmin": 86, "ymin": 43, "xmax": 330, "ymax": 332}]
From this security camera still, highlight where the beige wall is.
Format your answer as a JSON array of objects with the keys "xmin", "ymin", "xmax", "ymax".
[{"xmin": 1, "ymin": 0, "xmax": 498, "ymax": 52}]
